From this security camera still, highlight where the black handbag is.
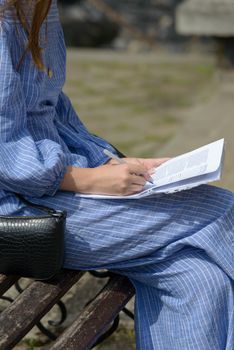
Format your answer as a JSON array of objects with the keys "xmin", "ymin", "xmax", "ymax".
[{"xmin": 0, "ymin": 194, "xmax": 66, "ymax": 280}]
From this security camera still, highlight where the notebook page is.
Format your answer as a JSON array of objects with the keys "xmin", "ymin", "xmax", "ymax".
[{"xmin": 150, "ymin": 139, "xmax": 224, "ymax": 188}]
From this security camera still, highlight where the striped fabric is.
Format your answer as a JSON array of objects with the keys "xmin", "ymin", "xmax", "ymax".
[
  {"xmin": 0, "ymin": 0, "xmax": 116, "ymax": 203},
  {"xmin": 0, "ymin": 1, "xmax": 233, "ymax": 349}
]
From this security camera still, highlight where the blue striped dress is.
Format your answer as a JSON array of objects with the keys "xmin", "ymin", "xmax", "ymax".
[{"xmin": 0, "ymin": 1, "xmax": 233, "ymax": 349}]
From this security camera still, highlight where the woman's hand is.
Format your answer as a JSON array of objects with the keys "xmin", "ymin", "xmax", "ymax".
[
  {"xmin": 60, "ymin": 162, "xmax": 149, "ymax": 196},
  {"xmin": 60, "ymin": 157, "xmax": 170, "ymax": 196},
  {"xmin": 107, "ymin": 157, "xmax": 169, "ymax": 173}
]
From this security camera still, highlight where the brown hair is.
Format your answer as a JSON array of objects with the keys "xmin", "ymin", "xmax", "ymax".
[{"xmin": 0, "ymin": 0, "xmax": 52, "ymax": 69}]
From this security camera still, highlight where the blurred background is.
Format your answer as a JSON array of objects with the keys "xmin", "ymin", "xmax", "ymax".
[
  {"xmin": 12, "ymin": 1, "xmax": 234, "ymax": 349},
  {"xmin": 59, "ymin": 0, "xmax": 234, "ymax": 193}
]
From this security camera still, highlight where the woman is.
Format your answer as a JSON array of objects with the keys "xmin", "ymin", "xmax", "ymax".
[{"xmin": 0, "ymin": 1, "xmax": 233, "ymax": 349}]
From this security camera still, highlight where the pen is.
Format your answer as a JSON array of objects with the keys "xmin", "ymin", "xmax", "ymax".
[{"xmin": 103, "ymin": 149, "xmax": 154, "ymax": 184}]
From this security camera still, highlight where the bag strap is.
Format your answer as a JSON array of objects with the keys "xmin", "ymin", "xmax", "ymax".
[{"xmin": 16, "ymin": 193, "xmax": 62, "ymax": 216}]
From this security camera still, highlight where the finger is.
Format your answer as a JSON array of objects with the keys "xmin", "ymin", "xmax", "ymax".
[
  {"xmin": 152, "ymin": 158, "xmax": 170, "ymax": 167},
  {"xmin": 128, "ymin": 163, "xmax": 148, "ymax": 176},
  {"xmin": 143, "ymin": 158, "xmax": 169, "ymax": 169},
  {"xmin": 148, "ymin": 158, "xmax": 171, "ymax": 174},
  {"xmin": 134, "ymin": 170, "xmax": 152, "ymax": 183},
  {"xmin": 128, "ymin": 164, "xmax": 152, "ymax": 183},
  {"xmin": 130, "ymin": 174, "xmax": 146, "ymax": 186}
]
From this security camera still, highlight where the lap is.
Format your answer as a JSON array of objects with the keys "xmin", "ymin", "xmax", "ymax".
[
  {"xmin": 31, "ymin": 185, "xmax": 233, "ymax": 273},
  {"xmin": 20, "ymin": 185, "xmax": 233, "ymax": 274}
]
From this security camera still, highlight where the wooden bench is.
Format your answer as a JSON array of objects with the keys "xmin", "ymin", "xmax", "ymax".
[{"xmin": 0, "ymin": 270, "xmax": 135, "ymax": 349}]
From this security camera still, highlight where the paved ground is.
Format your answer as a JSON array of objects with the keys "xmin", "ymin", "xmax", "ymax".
[{"xmin": 158, "ymin": 69, "xmax": 234, "ymax": 192}]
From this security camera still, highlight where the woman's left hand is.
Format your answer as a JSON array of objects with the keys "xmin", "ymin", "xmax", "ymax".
[
  {"xmin": 124, "ymin": 157, "xmax": 169, "ymax": 171},
  {"xmin": 108, "ymin": 157, "xmax": 170, "ymax": 174}
]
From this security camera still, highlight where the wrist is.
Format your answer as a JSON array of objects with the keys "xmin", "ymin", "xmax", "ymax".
[{"xmin": 60, "ymin": 166, "xmax": 96, "ymax": 193}]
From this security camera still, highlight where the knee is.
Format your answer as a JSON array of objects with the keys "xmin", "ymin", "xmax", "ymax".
[{"xmin": 180, "ymin": 256, "xmax": 231, "ymax": 304}]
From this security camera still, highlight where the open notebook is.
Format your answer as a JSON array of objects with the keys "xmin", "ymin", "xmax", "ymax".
[{"xmin": 75, "ymin": 138, "xmax": 225, "ymax": 199}]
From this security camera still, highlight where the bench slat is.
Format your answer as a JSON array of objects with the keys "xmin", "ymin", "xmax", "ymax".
[
  {"xmin": 50, "ymin": 275, "xmax": 135, "ymax": 350},
  {"xmin": 0, "ymin": 270, "xmax": 84, "ymax": 350},
  {"xmin": 0, "ymin": 275, "xmax": 19, "ymax": 297}
]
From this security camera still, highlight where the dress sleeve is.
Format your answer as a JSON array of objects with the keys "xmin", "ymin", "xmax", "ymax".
[
  {"xmin": 55, "ymin": 91, "xmax": 119, "ymax": 168},
  {"xmin": 0, "ymin": 22, "xmax": 67, "ymax": 198}
]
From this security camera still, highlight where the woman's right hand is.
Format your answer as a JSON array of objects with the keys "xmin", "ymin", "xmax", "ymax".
[{"xmin": 60, "ymin": 163, "xmax": 148, "ymax": 196}]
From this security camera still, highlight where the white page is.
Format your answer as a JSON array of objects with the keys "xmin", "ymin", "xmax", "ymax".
[
  {"xmin": 75, "ymin": 139, "xmax": 224, "ymax": 200},
  {"xmin": 149, "ymin": 138, "xmax": 224, "ymax": 189},
  {"xmin": 151, "ymin": 163, "xmax": 222, "ymax": 195}
]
